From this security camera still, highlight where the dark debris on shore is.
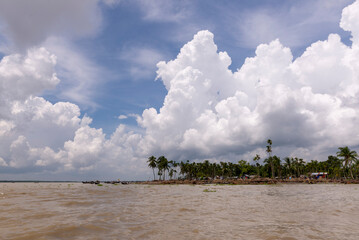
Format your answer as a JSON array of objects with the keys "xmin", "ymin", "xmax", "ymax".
[{"xmin": 82, "ymin": 180, "xmax": 129, "ymax": 185}]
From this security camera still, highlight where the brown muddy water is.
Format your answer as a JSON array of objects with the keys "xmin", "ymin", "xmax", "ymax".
[{"xmin": 1, "ymin": 183, "xmax": 359, "ymax": 240}]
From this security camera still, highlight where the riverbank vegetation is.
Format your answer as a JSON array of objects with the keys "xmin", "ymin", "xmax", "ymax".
[{"xmin": 147, "ymin": 140, "xmax": 359, "ymax": 181}]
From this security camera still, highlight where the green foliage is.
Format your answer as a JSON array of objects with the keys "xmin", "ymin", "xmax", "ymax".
[
  {"xmin": 337, "ymin": 146, "xmax": 358, "ymax": 179},
  {"xmin": 157, "ymin": 156, "xmax": 169, "ymax": 181},
  {"xmin": 266, "ymin": 139, "xmax": 275, "ymax": 178},
  {"xmin": 147, "ymin": 156, "xmax": 157, "ymax": 181},
  {"xmin": 146, "ymin": 143, "xmax": 359, "ymax": 180}
]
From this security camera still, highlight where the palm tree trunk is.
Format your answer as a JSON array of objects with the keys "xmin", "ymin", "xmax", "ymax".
[
  {"xmin": 350, "ymin": 167, "xmax": 354, "ymax": 179},
  {"xmin": 271, "ymin": 162, "xmax": 275, "ymax": 179}
]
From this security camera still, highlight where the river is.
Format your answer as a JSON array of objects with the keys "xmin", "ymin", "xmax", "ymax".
[{"xmin": 1, "ymin": 182, "xmax": 358, "ymax": 239}]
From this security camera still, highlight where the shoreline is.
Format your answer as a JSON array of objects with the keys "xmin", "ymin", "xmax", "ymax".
[
  {"xmin": 4, "ymin": 178, "xmax": 359, "ymax": 185},
  {"xmin": 137, "ymin": 178, "xmax": 359, "ymax": 185}
]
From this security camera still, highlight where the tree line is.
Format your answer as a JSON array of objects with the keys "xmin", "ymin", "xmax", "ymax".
[{"xmin": 147, "ymin": 139, "xmax": 359, "ymax": 180}]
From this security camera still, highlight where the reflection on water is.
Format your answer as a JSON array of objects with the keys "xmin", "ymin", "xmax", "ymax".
[{"xmin": 1, "ymin": 183, "xmax": 359, "ymax": 239}]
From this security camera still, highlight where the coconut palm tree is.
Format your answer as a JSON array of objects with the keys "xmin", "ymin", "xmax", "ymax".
[
  {"xmin": 211, "ymin": 162, "xmax": 217, "ymax": 179},
  {"xmin": 307, "ymin": 160, "xmax": 319, "ymax": 173},
  {"xmin": 292, "ymin": 157, "xmax": 305, "ymax": 177},
  {"xmin": 157, "ymin": 156, "xmax": 169, "ymax": 180},
  {"xmin": 337, "ymin": 146, "xmax": 358, "ymax": 179},
  {"xmin": 147, "ymin": 156, "xmax": 157, "ymax": 181},
  {"xmin": 220, "ymin": 161, "xmax": 229, "ymax": 178},
  {"xmin": 169, "ymin": 168, "xmax": 174, "ymax": 180},
  {"xmin": 283, "ymin": 157, "xmax": 293, "ymax": 177},
  {"xmin": 272, "ymin": 156, "xmax": 282, "ymax": 178},
  {"xmin": 326, "ymin": 155, "xmax": 342, "ymax": 179},
  {"xmin": 266, "ymin": 139, "xmax": 275, "ymax": 178},
  {"xmin": 169, "ymin": 160, "xmax": 178, "ymax": 179},
  {"xmin": 253, "ymin": 154, "xmax": 261, "ymax": 177},
  {"xmin": 238, "ymin": 160, "xmax": 251, "ymax": 177}
]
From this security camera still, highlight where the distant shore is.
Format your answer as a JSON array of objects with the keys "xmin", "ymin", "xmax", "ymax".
[
  {"xmin": 137, "ymin": 178, "xmax": 359, "ymax": 185},
  {"xmin": 4, "ymin": 178, "xmax": 358, "ymax": 185}
]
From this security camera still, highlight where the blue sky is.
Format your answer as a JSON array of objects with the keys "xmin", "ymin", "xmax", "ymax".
[{"xmin": 0, "ymin": 0, "xmax": 359, "ymax": 180}]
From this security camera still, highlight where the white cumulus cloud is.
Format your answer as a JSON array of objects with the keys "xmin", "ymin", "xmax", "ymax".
[
  {"xmin": 137, "ymin": 0, "xmax": 359, "ymax": 163},
  {"xmin": 0, "ymin": 46, "xmax": 147, "ymax": 179}
]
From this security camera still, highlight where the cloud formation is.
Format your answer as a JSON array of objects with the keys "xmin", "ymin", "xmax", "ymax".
[
  {"xmin": 1, "ymin": 0, "xmax": 359, "ymax": 180},
  {"xmin": 0, "ymin": 48, "xmax": 84, "ymax": 168},
  {"xmin": 0, "ymin": 0, "xmax": 102, "ymax": 51},
  {"xmin": 0, "ymin": 1, "xmax": 109, "ymax": 109},
  {"xmin": 235, "ymin": 0, "xmax": 354, "ymax": 49},
  {"xmin": 0, "ymin": 47, "xmax": 145, "ymax": 179},
  {"xmin": 43, "ymin": 37, "xmax": 104, "ymax": 108},
  {"xmin": 118, "ymin": 47, "xmax": 166, "ymax": 80},
  {"xmin": 139, "ymin": 0, "xmax": 359, "ymax": 162},
  {"xmin": 136, "ymin": 0, "xmax": 191, "ymax": 23}
]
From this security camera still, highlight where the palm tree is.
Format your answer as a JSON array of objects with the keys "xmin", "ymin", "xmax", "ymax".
[
  {"xmin": 307, "ymin": 160, "xmax": 319, "ymax": 173},
  {"xmin": 326, "ymin": 155, "xmax": 342, "ymax": 178},
  {"xmin": 272, "ymin": 156, "xmax": 281, "ymax": 178},
  {"xmin": 283, "ymin": 157, "xmax": 293, "ymax": 177},
  {"xmin": 238, "ymin": 160, "xmax": 251, "ymax": 177},
  {"xmin": 169, "ymin": 168, "xmax": 174, "ymax": 180},
  {"xmin": 253, "ymin": 154, "xmax": 261, "ymax": 177},
  {"xmin": 147, "ymin": 156, "xmax": 157, "ymax": 181},
  {"xmin": 211, "ymin": 162, "xmax": 217, "ymax": 179},
  {"xmin": 220, "ymin": 162, "xmax": 229, "ymax": 178},
  {"xmin": 202, "ymin": 160, "xmax": 211, "ymax": 178},
  {"xmin": 179, "ymin": 161, "xmax": 186, "ymax": 179},
  {"xmin": 266, "ymin": 139, "xmax": 275, "ymax": 178},
  {"xmin": 292, "ymin": 157, "xmax": 305, "ymax": 177},
  {"xmin": 169, "ymin": 160, "xmax": 178, "ymax": 179},
  {"xmin": 266, "ymin": 139, "xmax": 272, "ymax": 156},
  {"xmin": 157, "ymin": 156, "xmax": 169, "ymax": 180},
  {"xmin": 337, "ymin": 146, "xmax": 358, "ymax": 179},
  {"xmin": 353, "ymin": 161, "xmax": 359, "ymax": 179},
  {"xmin": 298, "ymin": 158, "xmax": 305, "ymax": 177},
  {"xmin": 180, "ymin": 160, "xmax": 192, "ymax": 179}
]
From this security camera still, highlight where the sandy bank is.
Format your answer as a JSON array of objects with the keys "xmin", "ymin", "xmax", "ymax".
[{"xmin": 137, "ymin": 178, "xmax": 359, "ymax": 185}]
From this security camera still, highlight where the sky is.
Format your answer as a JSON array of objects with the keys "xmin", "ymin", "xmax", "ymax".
[{"xmin": 0, "ymin": 0, "xmax": 358, "ymax": 180}]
